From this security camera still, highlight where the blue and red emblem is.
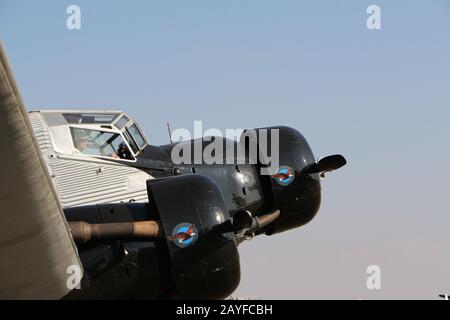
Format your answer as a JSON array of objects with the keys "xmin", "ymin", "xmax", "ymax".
[
  {"xmin": 169, "ymin": 223, "xmax": 198, "ymax": 248},
  {"xmin": 272, "ymin": 166, "xmax": 295, "ymax": 186}
]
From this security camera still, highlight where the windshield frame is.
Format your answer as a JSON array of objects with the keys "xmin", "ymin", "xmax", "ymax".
[
  {"xmin": 111, "ymin": 115, "xmax": 148, "ymax": 155},
  {"xmin": 125, "ymin": 122, "xmax": 147, "ymax": 151}
]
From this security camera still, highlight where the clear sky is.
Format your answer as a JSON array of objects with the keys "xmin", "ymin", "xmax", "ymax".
[{"xmin": 1, "ymin": 0, "xmax": 449, "ymax": 299}]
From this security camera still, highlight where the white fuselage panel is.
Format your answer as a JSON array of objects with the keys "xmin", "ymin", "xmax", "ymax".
[{"xmin": 28, "ymin": 112, "xmax": 152, "ymax": 208}]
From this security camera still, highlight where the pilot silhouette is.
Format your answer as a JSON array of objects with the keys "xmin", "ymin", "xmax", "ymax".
[{"xmin": 117, "ymin": 143, "xmax": 133, "ymax": 160}]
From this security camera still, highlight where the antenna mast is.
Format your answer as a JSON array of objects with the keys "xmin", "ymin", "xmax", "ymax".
[{"xmin": 166, "ymin": 122, "xmax": 173, "ymax": 144}]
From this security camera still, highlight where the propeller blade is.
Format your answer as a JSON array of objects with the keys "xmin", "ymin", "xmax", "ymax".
[
  {"xmin": 303, "ymin": 154, "xmax": 347, "ymax": 174},
  {"xmin": 317, "ymin": 154, "xmax": 347, "ymax": 172}
]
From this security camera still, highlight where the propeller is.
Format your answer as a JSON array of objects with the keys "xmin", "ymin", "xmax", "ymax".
[{"xmin": 303, "ymin": 154, "xmax": 347, "ymax": 177}]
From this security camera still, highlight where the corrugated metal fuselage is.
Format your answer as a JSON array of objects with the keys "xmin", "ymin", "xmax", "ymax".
[{"xmin": 28, "ymin": 112, "xmax": 152, "ymax": 208}]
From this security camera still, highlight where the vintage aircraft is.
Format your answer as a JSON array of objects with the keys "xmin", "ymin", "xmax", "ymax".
[{"xmin": 0, "ymin": 41, "xmax": 346, "ymax": 299}]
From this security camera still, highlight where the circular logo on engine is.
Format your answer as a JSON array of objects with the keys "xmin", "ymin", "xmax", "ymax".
[
  {"xmin": 169, "ymin": 223, "xmax": 198, "ymax": 248},
  {"xmin": 272, "ymin": 166, "xmax": 295, "ymax": 186}
]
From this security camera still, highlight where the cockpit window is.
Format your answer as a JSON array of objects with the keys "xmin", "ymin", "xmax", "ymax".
[
  {"xmin": 123, "ymin": 130, "xmax": 139, "ymax": 154},
  {"xmin": 64, "ymin": 113, "xmax": 117, "ymax": 124},
  {"xmin": 114, "ymin": 115, "xmax": 130, "ymax": 129},
  {"xmin": 71, "ymin": 127, "xmax": 134, "ymax": 160},
  {"xmin": 126, "ymin": 123, "xmax": 146, "ymax": 150}
]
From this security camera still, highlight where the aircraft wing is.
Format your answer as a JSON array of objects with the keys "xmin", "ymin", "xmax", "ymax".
[{"xmin": 0, "ymin": 40, "xmax": 82, "ymax": 299}]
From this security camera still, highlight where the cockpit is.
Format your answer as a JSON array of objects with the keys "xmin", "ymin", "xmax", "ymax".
[{"xmin": 36, "ymin": 110, "xmax": 148, "ymax": 162}]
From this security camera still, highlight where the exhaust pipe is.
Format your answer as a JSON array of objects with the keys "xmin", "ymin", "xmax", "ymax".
[{"xmin": 69, "ymin": 221, "xmax": 162, "ymax": 244}]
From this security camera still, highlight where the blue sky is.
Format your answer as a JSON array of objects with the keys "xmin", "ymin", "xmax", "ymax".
[{"xmin": 1, "ymin": 0, "xmax": 449, "ymax": 298}]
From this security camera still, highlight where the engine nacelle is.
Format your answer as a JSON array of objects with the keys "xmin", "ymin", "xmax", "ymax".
[
  {"xmin": 147, "ymin": 174, "xmax": 240, "ymax": 299},
  {"xmin": 242, "ymin": 126, "xmax": 322, "ymax": 235}
]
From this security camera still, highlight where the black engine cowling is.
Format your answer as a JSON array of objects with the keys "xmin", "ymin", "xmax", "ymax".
[
  {"xmin": 147, "ymin": 174, "xmax": 240, "ymax": 299},
  {"xmin": 64, "ymin": 174, "xmax": 240, "ymax": 299},
  {"xmin": 242, "ymin": 126, "xmax": 322, "ymax": 235}
]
